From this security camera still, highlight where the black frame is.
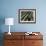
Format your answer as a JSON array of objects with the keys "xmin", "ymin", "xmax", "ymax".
[{"xmin": 18, "ymin": 9, "xmax": 36, "ymax": 24}]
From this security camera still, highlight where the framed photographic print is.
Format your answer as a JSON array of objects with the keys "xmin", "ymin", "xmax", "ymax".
[{"xmin": 18, "ymin": 9, "xmax": 36, "ymax": 24}]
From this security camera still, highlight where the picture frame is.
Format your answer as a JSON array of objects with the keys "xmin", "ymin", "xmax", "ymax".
[{"xmin": 18, "ymin": 9, "xmax": 36, "ymax": 24}]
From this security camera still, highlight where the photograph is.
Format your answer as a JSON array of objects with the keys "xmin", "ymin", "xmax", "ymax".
[{"xmin": 18, "ymin": 9, "xmax": 36, "ymax": 23}]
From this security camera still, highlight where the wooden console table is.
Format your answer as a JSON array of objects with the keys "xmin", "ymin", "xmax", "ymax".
[{"xmin": 4, "ymin": 32, "xmax": 43, "ymax": 46}]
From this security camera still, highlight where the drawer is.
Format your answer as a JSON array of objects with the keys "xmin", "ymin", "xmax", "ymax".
[
  {"xmin": 4, "ymin": 40, "xmax": 16, "ymax": 46},
  {"xmin": 4, "ymin": 40, "xmax": 24, "ymax": 46},
  {"xmin": 4, "ymin": 35, "xmax": 24, "ymax": 40},
  {"xmin": 24, "ymin": 40, "xmax": 43, "ymax": 46},
  {"xmin": 32, "ymin": 40, "xmax": 43, "ymax": 46},
  {"xmin": 25, "ymin": 35, "xmax": 43, "ymax": 40}
]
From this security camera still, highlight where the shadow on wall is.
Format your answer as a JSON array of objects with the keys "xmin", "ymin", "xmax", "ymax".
[{"xmin": 0, "ymin": 16, "xmax": 5, "ymax": 46}]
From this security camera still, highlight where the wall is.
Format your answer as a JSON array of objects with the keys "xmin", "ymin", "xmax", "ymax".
[
  {"xmin": 0, "ymin": 0, "xmax": 46, "ymax": 46},
  {"xmin": 0, "ymin": 0, "xmax": 46, "ymax": 32}
]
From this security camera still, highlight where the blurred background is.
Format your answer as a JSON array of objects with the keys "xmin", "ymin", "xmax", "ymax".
[{"xmin": 0, "ymin": 0, "xmax": 46, "ymax": 46}]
